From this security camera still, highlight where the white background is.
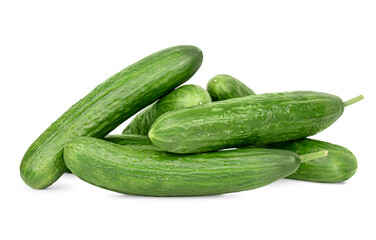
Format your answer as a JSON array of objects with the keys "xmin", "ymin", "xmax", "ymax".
[{"xmin": 1, "ymin": 1, "xmax": 375, "ymax": 239}]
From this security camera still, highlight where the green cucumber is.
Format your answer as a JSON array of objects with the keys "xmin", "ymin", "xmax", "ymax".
[
  {"xmin": 206, "ymin": 74, "xmax": 255, "ymax": 101},
  {"xmin": 206, "ymin": 80, "xmax": 359, "ymax": 182},
  {"xmin": 104, "ymin": 134, "xmax": 158, "ymax": 151},
  {"xmin": 105, "ymin": 134, "xmax": 152, "ymax": 146},
  {"xmin": 149, "ymin": 91, "xmax": 363, "ymax": 154},
  {"xmin": 64, "ymin": 136, "xmax": 326, "ymax": 196},
  {"xmin": 267, "ymin": 139, "xmax": 357, "ymax": 183},
  {"xmin": 20, "ymin": 45, "xmax": 203, "ymax": 189},
  {"xmin": 122, "ymin": 84, "xmax": 211, "ymax": 135}
]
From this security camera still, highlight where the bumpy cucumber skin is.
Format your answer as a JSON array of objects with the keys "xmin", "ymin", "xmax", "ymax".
[
  {"xmin": 206, "ymin": 74, "xmax": 255, "ymax": 101},
  {"xmin": 64, "ymin": 137, "xmax": 300, "ymax": 197},
  {"xmin": 267, "ymin": 139, "xmax": 357, "ymax": 183},
  {"xmin": 149, "ymin": 91, "xmax": 344, "ymax": 154},
  {"xmin": 122, "ymin": 84, "xmax": 211, "ymax": 135},
  {"xmin": 20, "ymin": 45, "xmax": 203, "ymax": 189}
]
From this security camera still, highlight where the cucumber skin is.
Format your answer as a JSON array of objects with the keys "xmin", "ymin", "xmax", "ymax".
[
  {"xmin": 206, "ymin": 74, "xmax": 255, "ymax": 101},
  {"xmin": 149, "ymin": 91, "xmax": 344, "ymax": 154},
  {"xmin": 20, "ymin": 45, "xmax": 203, "ymax": 189},
  {"xmin": 104, "ymin": 134, "xmax": 161, "ymax": 151},
  {"xmin": 267, "ymin": 139, "xmax": 357, "ymax": 183},
  {"xmin": 122, "ymin": 84, "xmax": 211, "ymax": 135},
  {"xmin": 105, "ymin": 134, "xmax": 152, "ymax": 146},
  {"xmin": 64, "ymin": 137, "xmax": 300, "ymax": 197}
]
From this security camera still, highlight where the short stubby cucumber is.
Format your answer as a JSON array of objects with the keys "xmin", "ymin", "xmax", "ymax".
[
  {"xmin": 149, "ymin": 91, "xmax": 363, "ymax": 154},
  {"xmin": 20, "ymin": 45, "xmax": 203, "ymax": 189},
  {"xmin": 63, "ymin": 137, "xmax": 324, "ymax": 197},
  {"xmin": 122, "ymin": 84, "xmax": 211, "ymax": 135},
  {"xmin": 206, "ymin": 74, "xmax": 255, "ymax": 101},
  {"xmin": 266, "ymin": 139, "xmax": 358, "ymax": 183}
]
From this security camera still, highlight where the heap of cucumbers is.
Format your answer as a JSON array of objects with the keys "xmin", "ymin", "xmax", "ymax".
[{"xmin": 20, "ymin": 45, "xmax": 363, "ymax": 196}]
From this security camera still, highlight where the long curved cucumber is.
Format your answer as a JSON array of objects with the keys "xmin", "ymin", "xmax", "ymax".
[
  {"xmin": 122, "ymin": 84, "xmax": 211, "ymax": 135},
  {"xmin": 20, "ymin": 45, "xmax": 203, "ymax": 189},
  {"xmin": 64, "ymin": 136, "xmax": 307, "ymax": 196},
  {"xmin": 149, "ymin": 91, "xmax": 361, "ymax": 154},
  {"xmin": 267, "ymin": 139, "xmax": 358, "ymax": 183},
  {"xmin": 206, "ymin": 74, "xmax": 255, "ymax": 101}
]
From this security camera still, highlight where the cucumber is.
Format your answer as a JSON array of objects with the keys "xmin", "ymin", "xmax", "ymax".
[
  {"xmin": 104, "ymin": 134, "xmax": 160, "ymax": 151},
  {"xmin": 105, "ymin": 134, "xmax": 152, "ymax": 146},
  {"xmin": 64, "ymin": 137, "xmax": 326, "ymax": 196},
  {"xmin": 206, "ymin": 74, "xmax": 255, "ymax": 101},
  {"xmin": 122, "ymin": 84, "xmax": 211, "ymax": 135},
  {"xmin": 20, "ymin": 45, "xmax": 203, "ymax": 189},
  {"xmin": 266, "ymin": 139, "xmax": 358, "ymax": 183},
  {"xmin": 207, "ymin": 80, "xmax": 359, "ymax": 182},
  {"xmin": 149, "ymin": 91, "xmax": 363, "ymax": 154}
]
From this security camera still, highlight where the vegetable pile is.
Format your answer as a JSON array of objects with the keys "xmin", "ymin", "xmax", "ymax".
[{"xmin": 20, "ymin": 45, "xmax": 363, "ymax": 196}]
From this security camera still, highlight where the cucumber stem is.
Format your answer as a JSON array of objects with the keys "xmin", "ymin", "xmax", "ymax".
[
  {"xmin": 300, "ymin": 150, "xmax": 328, "ymax": 163},
  {"xmin": 344, "ymin": 95, "xmax": 364, "ymax": 107}
]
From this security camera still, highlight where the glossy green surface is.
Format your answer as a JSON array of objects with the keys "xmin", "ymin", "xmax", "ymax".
[
  {"xmin": 64, "ymin": 137, "xmax": 300, "ymax": 196},
  {"xmin": 123, "ymin": 84, "xmax": 211, "ymax": 135},
  {"xmin": 149, "ymin": 91, "xmax": 344, "ymax": 154},
  {"xmin": 206, "ymin": 74, "xmax": 255, "ymax": 101},
  {"xmin": 267, "ymin": 139, "xmax": 358, "ymax": 183},
  {"xmin": 20, "ymin": 45, "xmax": 203, "ymax": 189}
]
